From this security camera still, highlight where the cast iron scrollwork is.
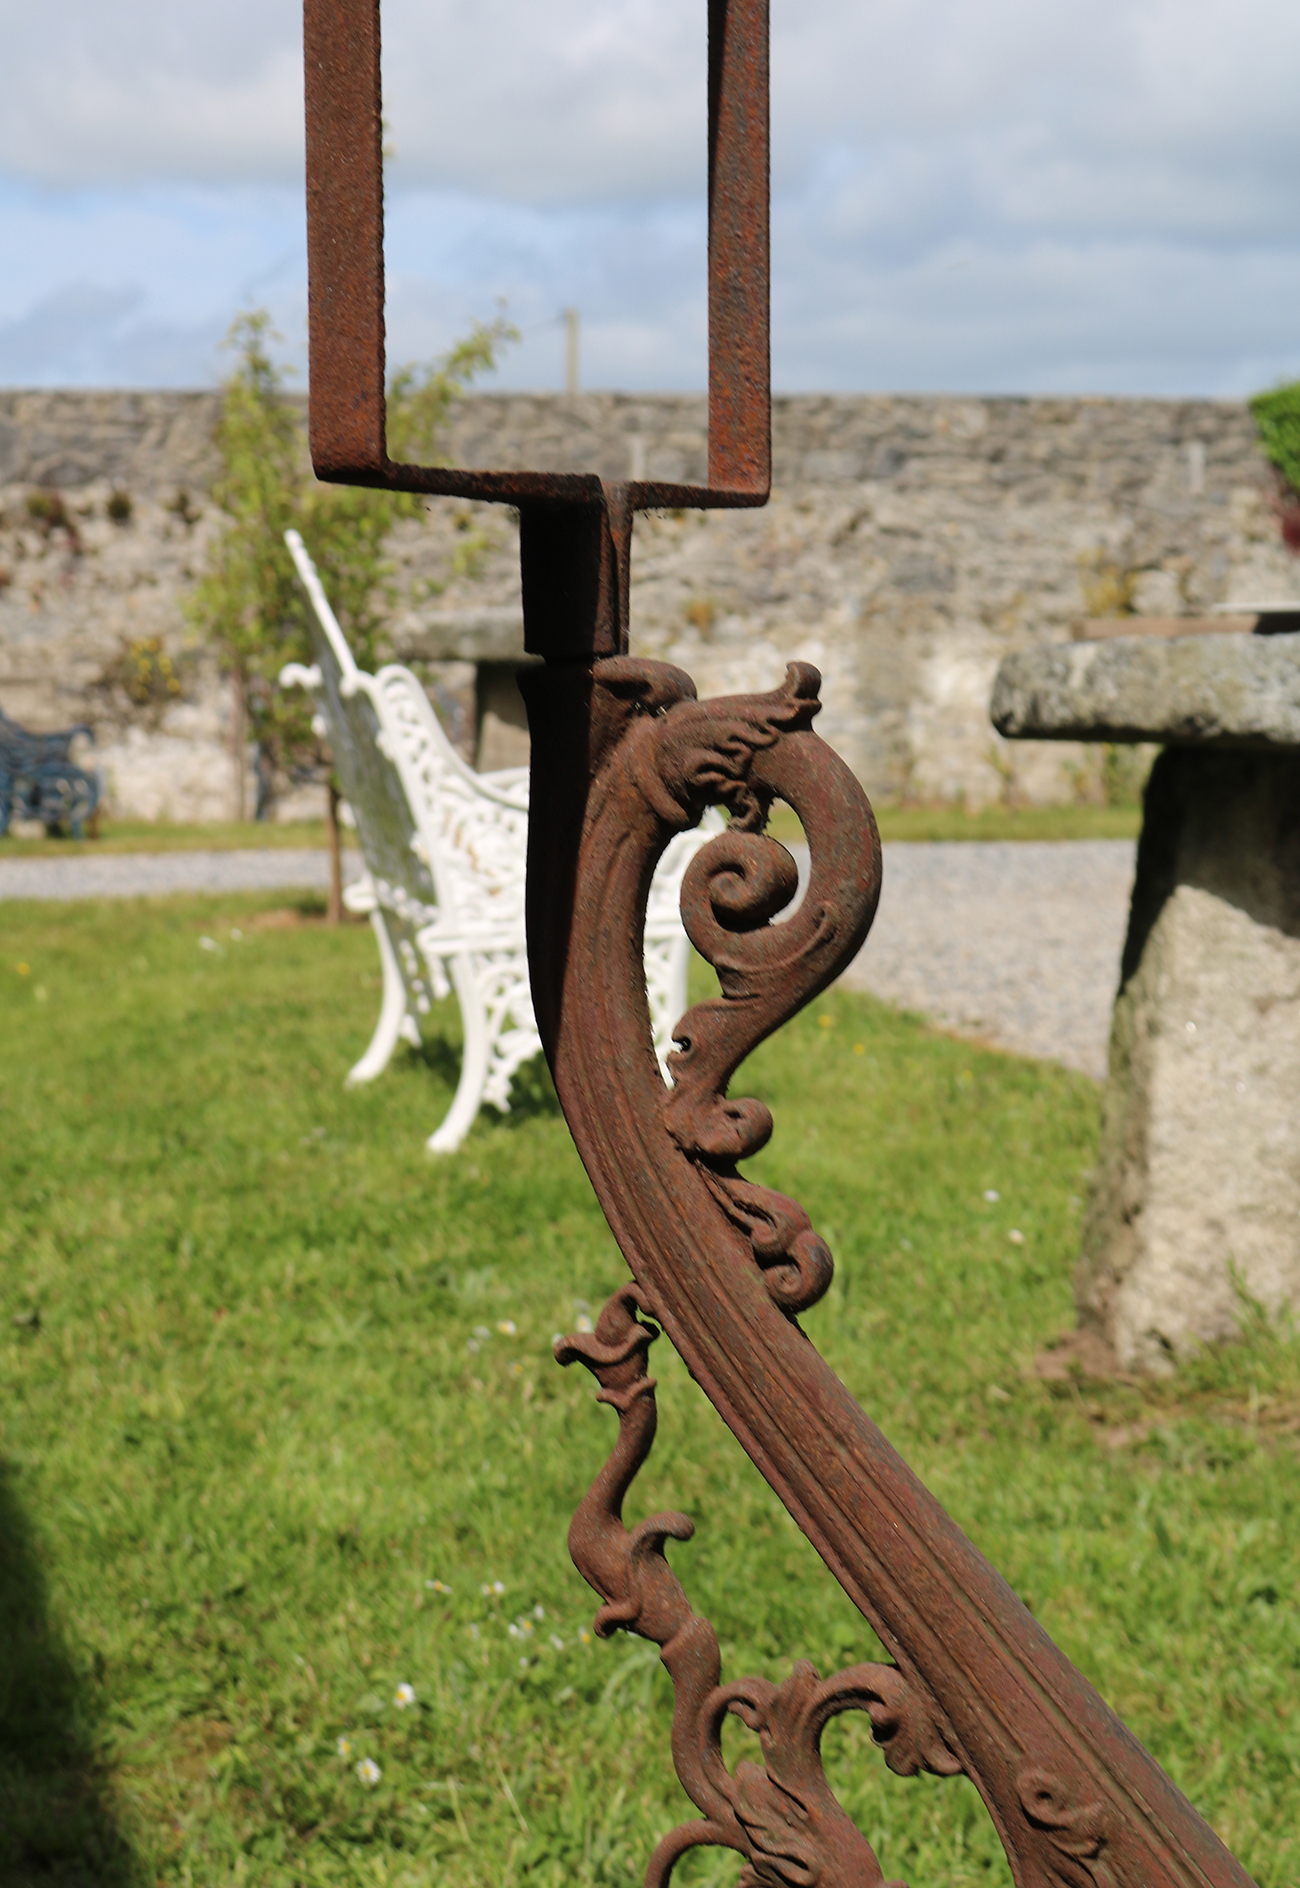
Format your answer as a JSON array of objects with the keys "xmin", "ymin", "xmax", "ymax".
[
  {"xmin": 556, "ymin": 1286, "xmax": 962, "ymax": 1888},
  {"xmin": 1016, "ymin": 1769, "xmax": 1116, "ymax": 1888},
  {"xmin": 523, "ymin": 652, "xmax": 1254, "ymax": 1888},
  {"xmin": 536, "ymin": 654, "xmax": 879, "ymax": 1325}
]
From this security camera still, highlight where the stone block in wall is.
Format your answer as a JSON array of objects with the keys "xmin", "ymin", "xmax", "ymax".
[
  {"xmin": 391, "ymin": 606, "xmax": 525, "ymax": 664},
  {"xmin": 0, "ymin": 391, "xmax": 222, "ymax": 496},
  {"xmin": 2, "ymin": 389, "xmax": 1297, "ymax": 817},
  {"xmin": 96, "ymin": 705, "xmax": 239, "ymax": 824}
]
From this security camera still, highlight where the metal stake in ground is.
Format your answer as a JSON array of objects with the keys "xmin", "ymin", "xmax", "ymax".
[{"xmin": 301, "ymin": 3, "xmax": 1257, "ymax": 1882}]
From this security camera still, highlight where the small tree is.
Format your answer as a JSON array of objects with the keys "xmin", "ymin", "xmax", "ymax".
[
  {"xmin": 189, "ymin": 313, "xmax": 299, "ymax": 823},
  {"xmin": 189, "ymin": 309, "xmax": 513, "ymax": 914}
]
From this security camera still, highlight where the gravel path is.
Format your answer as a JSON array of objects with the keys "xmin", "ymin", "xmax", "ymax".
[
  {"xmin": 838, "ymin": 840, "xmax": 1136, "ymax": 1079},
  {"xmin": 0, "ymin": 848, "xmax": 362, "ymax": 902},
  {"xmin": 0, "ymin": 839, "xmax": 1136, "ymax": 1079}
]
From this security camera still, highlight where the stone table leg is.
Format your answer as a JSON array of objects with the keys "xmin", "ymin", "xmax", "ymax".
[{"xmin": 1080, "ymin": 747, "xmax": 1300, "ymax": 1371}]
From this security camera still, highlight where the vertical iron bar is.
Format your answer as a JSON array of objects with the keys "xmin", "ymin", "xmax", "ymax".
[
  {"xmin": 303, "ymin": 0, "xmax": 387, "ymax": 480},
  {"xmin": 708, "ymin": 0, "xmax": 770, "ymax": 496}
]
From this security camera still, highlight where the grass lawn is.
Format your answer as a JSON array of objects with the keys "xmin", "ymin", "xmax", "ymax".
[
  {"xmin": 0, "ymin": 892, "xmax": 1293, "ymax": 1886},
  {"xmin": 869, "ymin": 801, "xmax": 1142, "ymax": 843},
  {"xmin": 762, "ymin": 802, "xmax": 1142, "ymax": 845},
  {"xmin": 0, "ymin": 802, "xmax": 1139, "ymax": 860}
]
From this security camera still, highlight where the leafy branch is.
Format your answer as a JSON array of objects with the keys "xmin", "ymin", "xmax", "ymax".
[
  {"xmin": 1249, "ymin": 380, "xmax": 1300, "ymax": 550},
  {"xmin": 187, "ymin": 307, "xmax": 515, "ymax": 907}
]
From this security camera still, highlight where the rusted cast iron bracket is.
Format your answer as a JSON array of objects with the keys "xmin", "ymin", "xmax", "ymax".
[
  {"xmin": 302, "ymin": 4, "xmax": 1256, "ymax": 1883},
  {"xmin": 304, "ymin": 0, "xmax": 767, "ymax": 656}
]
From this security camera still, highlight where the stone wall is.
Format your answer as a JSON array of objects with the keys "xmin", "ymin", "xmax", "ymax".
[{"xmin": 1, "ymin": 388, "xmax": 1293, "ymax": 820}]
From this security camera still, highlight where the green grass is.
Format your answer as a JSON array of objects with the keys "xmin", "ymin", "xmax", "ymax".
[
  {"xmin": 0, "ymin": 894, "xmax": 1294, "ymax": 1886},
  {"xmin": 1, "ymin": 804, "xmax": 1141, "ymax": 859},
  {"xmin": 871, "ymin": 801, "xmax": 1142, "ymax": 842},
  {"xmin": 762, "ymin": 801, "xmax": 1143, "ymax": 845},
  {"xmin": 0, "ymin": 820, "xmax": 357, "ymax": 858}
]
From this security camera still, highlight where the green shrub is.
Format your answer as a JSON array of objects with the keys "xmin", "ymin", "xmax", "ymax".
[{"xmin": 1249, "ymin": 381, "xmax": 1300, "ymax": 497}]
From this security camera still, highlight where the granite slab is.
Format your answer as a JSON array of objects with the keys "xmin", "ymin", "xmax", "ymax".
[{"xmin": 991, "ymin": 631, "xmax": 1300, "ymax": 748}]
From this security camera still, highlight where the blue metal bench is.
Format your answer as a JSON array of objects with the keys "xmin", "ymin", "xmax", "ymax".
[{"xmin": 0, "ymin": 706, "xmax": 101, "ymax": 838}]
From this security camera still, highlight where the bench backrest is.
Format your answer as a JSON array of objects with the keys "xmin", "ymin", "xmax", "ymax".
[
  {"xmin": 284, "ymin": 531, "xmax": 715, "ymax": 1091},
  {"xmin": 365, "ymin": 663, "xmax": 529, "ymax": 939},
  {"xmin": 284, "ymin": 531, "xmax": 530, "ymax": 942},
  {"xmin": 284, "ymin": 531, "xmax": 435, "ymax": 923},
  {"xmin": 0, "ymin": 705, "xmax": 93, "ymax": 766}
]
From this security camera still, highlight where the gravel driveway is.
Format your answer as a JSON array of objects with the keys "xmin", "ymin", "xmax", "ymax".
[
  {"xmin": 838, "ymin": 840, "xmax": 1135, "ymax": 1080},
  {"xmin": 0, "ymin": 838, "xmax": 1136, "ymax": 1079},
  {"xmin": 0, "ymin": 848, "xmax": 363, "ymax": 901}
]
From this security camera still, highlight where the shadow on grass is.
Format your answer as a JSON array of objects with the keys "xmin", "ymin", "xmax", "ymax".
[
  {"xmin": 0, "ymin": 1463, "xmax": 137, "ymax": 1885},
  {"xmin": 410, "ymin": 1034, "xmax": 564, "ymax": 1130},
  {"xmin": 493, "ymin": 1053, "xmax": 564, "ymax": 1128},
  {"xmin": 409, "ymin": 1032, "xmax": 464, "ymax": 1091}
]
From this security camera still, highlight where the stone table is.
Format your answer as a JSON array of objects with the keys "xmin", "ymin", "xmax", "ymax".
[{"xmin": 991, "ymin": 630, "xmax": 1300, "ymax": 1371}]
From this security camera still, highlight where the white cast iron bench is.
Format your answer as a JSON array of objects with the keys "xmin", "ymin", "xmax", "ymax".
[{"xmin": 281, "ymin": 530, "xmax": 718, "ymax": 1152}]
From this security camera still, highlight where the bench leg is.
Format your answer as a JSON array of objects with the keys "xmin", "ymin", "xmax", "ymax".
[
  {"xmin": 645, "ymin": 932, "xmax": 690, "ymax": 1084},
  {"xmin": 346, "ymin": 912, "xmax": 410, "ymax": 1086},
  {"xmin": 426, "ymin": 951, "xmax": 493, "ymax": 1155}
]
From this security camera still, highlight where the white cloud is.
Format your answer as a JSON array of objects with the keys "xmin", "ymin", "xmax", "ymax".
[
  {"xmin": 5, "ymin": 0, "xmax": 1299, "ymax": 223},
  {"xmin": 0, "ymin": 182, "xmax": 305, "ymax": 385},
  {"xmin": 0, "ymin": 1, "xmax": 304, "ymax": 186},
  {"xmin": 0, "ymin": 0, "xmax": 1298, "ymax": 391}
]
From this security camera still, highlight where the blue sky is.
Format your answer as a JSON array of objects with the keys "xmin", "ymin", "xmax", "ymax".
[{"xmin": 2, "ymin": 0, "xmax": 1299, "ymax": 394}]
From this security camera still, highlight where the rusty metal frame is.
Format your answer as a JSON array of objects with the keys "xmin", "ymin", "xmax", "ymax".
[
  {"xmin": 301, "ymin": 5, "xmax": 1258, "ymax": 1883},
  {"xmin": 304, "ymin": 0, "xmax": 768, "ymax": 510}
]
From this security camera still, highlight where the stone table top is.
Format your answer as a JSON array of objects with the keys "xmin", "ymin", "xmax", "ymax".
[{"xmin": 991, "ymin": 630, "xmax": 1300, "ymax": 747}]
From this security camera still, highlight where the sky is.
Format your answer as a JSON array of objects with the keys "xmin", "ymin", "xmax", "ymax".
[{"xmin": 2, "ymin": 0, "xmax": 1299, "ymax": 395}]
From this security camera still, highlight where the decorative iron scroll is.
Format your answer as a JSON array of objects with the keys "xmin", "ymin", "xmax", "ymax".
[
  {"xmin": 522, "ymin": 655, "xmax": 1255, "ymax": 1888},
  {"xmin": 557, "ymin": 1285, "xmax": 960, "ymax": 1888}
]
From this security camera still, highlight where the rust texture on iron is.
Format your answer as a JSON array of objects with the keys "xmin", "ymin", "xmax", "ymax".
[
  {"xmin": 527, "ymin": 653, "xmax": 1256, "ymax": 1888},
  {"xmin": 303, "ymin": 0, "xmax": 385, "ymax": 479},
  {"xmin": 302, "ymin": 4, "xmax": 1258, "ymax": 1884},
  {"xmin": 301, "ymin": 0, "xmax": 769, "ymax": 520},
  {"xmin": 555, "ymin": 1285, "xmax": 956, "ymax": 1888}
]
